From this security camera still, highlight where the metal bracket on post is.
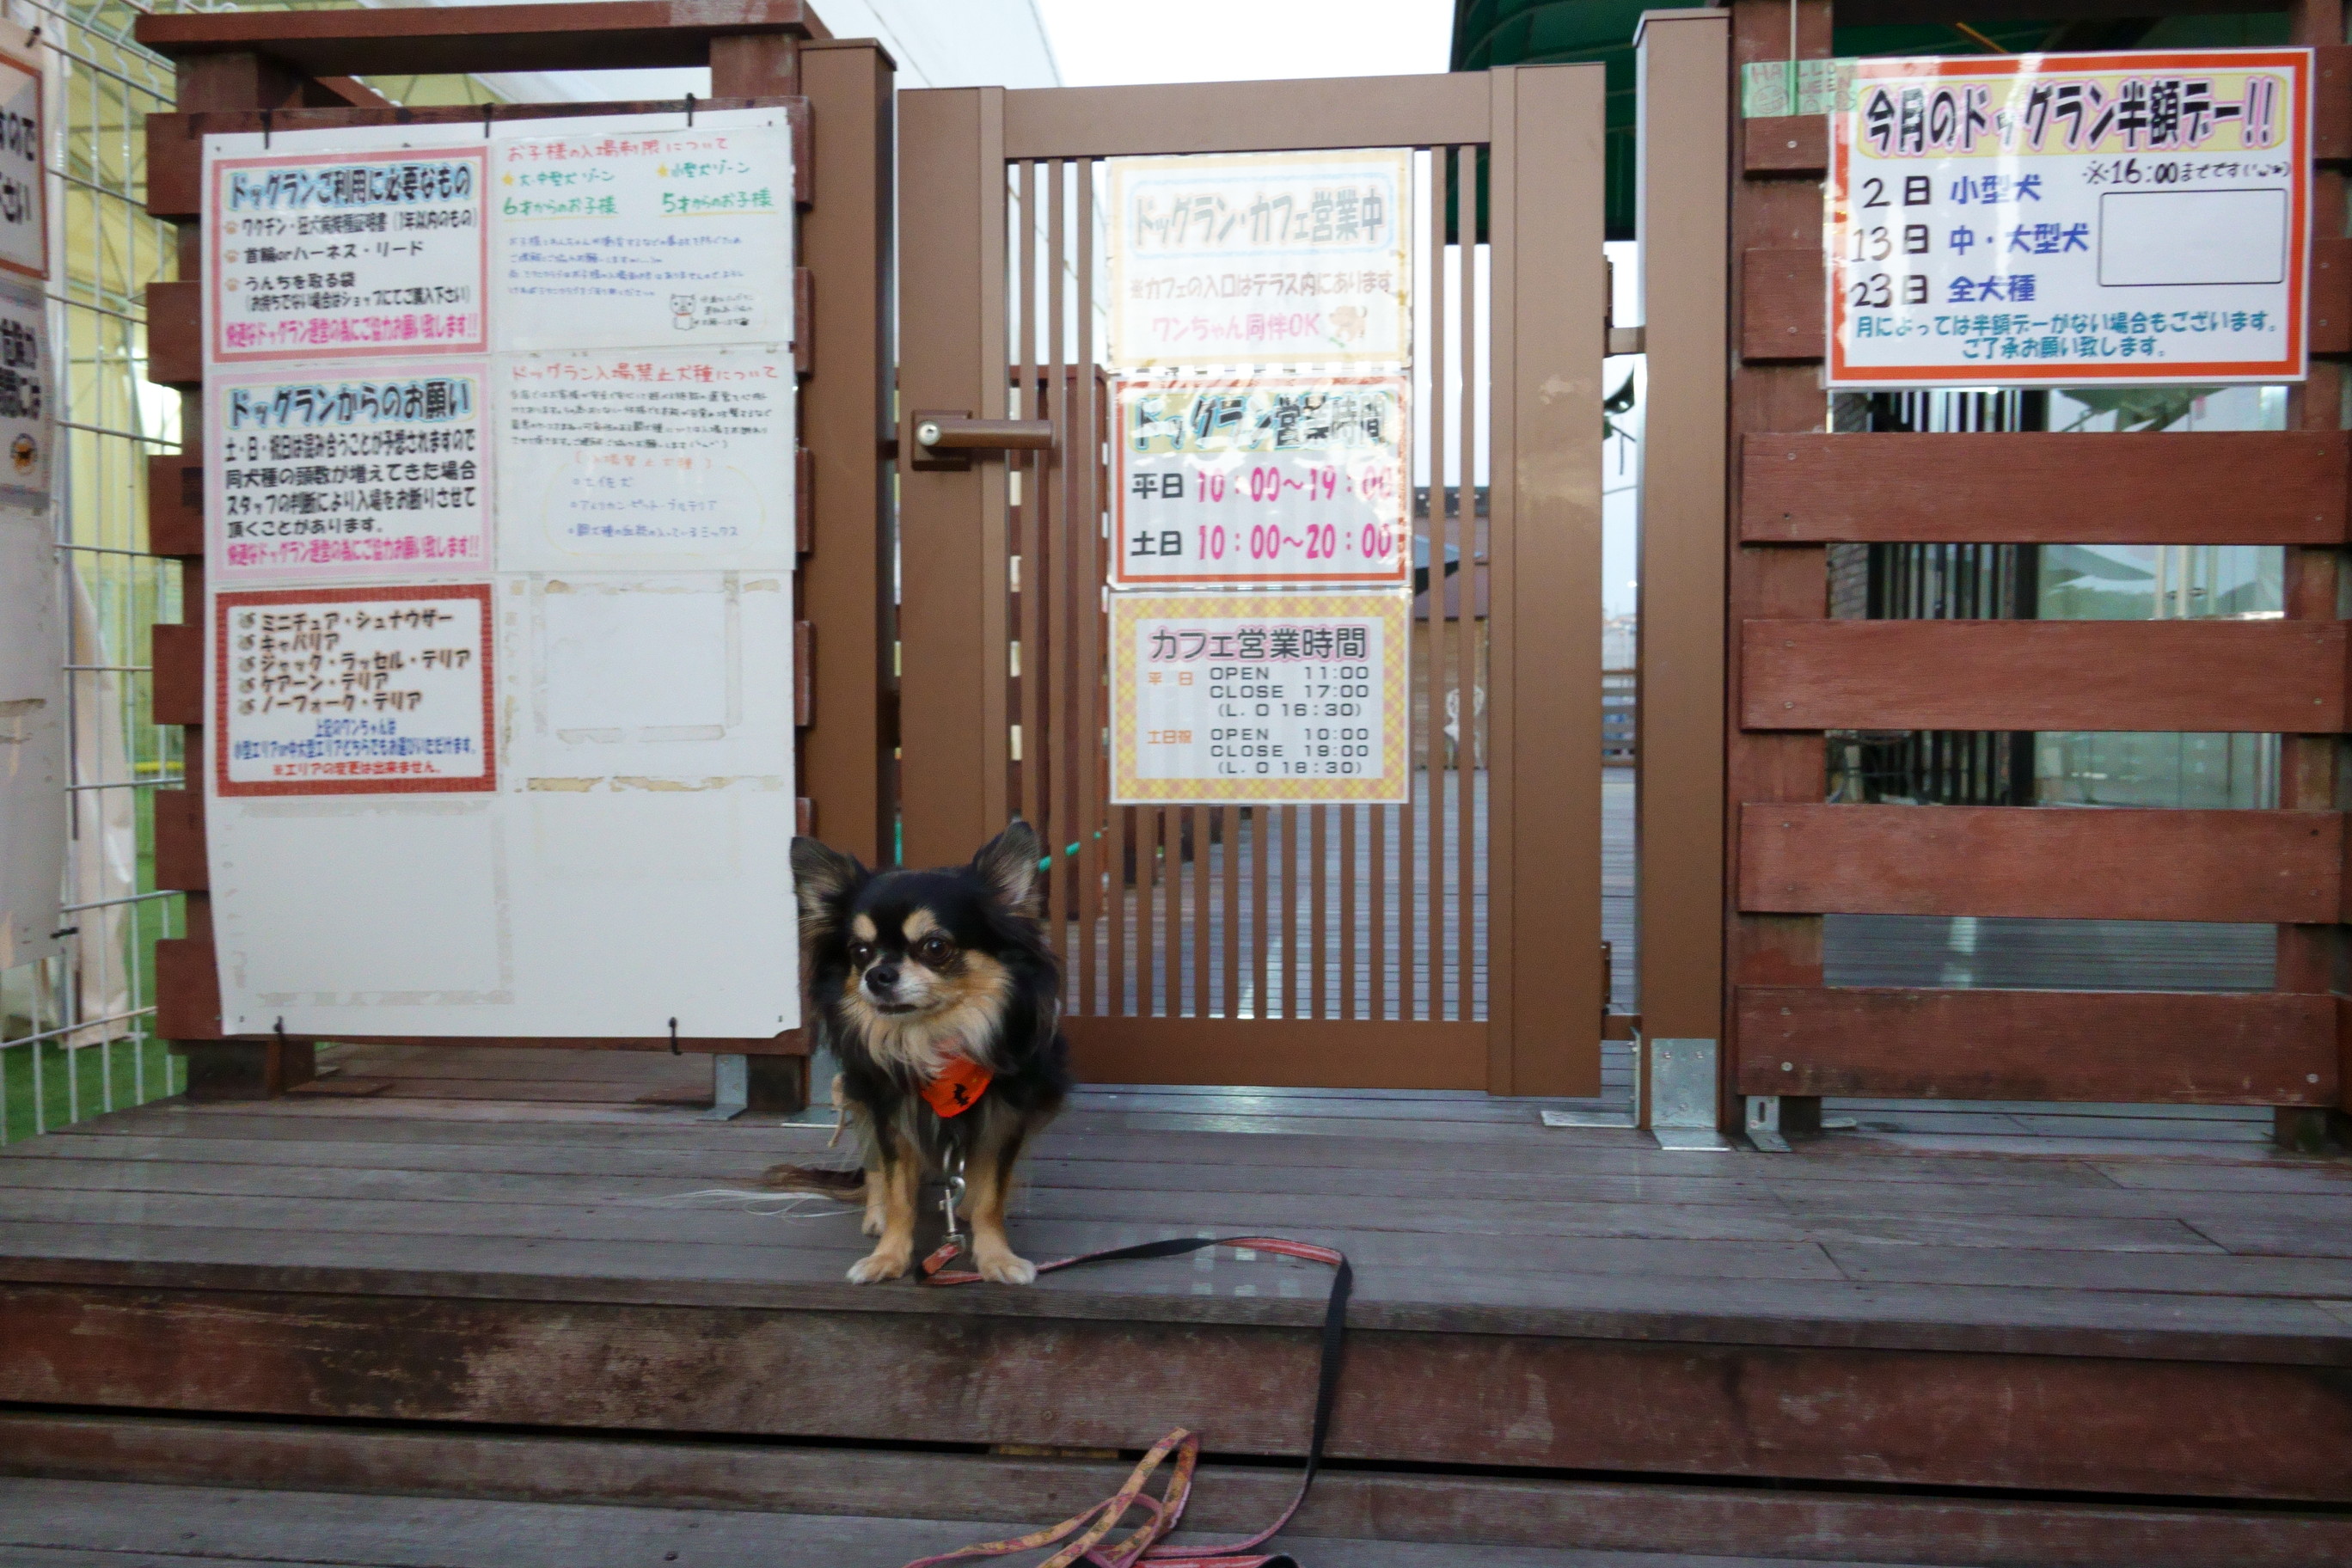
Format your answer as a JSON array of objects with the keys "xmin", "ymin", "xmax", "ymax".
[
  {"xmin": 1650, "ymin": 1038, "xmax": 1730, "ymax": 1151},
  {"xmin": 1746, "ymin": 1093, "xmax": 1792, "ymax": 1153},
  {"xmin": 704, "ymin": 1053, "xmax": 749, "ymax": 1122}
]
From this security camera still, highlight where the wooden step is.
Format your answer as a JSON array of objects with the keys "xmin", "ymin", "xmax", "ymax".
[{"xmin": 5, "ymin": 1412, "xmax": 2349, "ymax": 1567}]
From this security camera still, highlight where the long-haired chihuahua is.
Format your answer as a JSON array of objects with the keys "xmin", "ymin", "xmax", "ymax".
[{"xmin": 774, "ymin": 822, "xmax": 1070, "ymax": 1284}]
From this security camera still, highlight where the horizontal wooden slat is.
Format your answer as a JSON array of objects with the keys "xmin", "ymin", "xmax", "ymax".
[
  {"xmin": 1740, "ymin": 248, "xmax": 1823, "ymax": 362},
  {"xmin": 2316, "ymin": 236, "xmax": 2352, "ymax": 358},
  {"xmin": 143, "ymin": 281, "xmax": 201, "ymax": 388},
  {"xmin": 1741, "ymin": 432, "xmax": 2351, "ymax": 543},
  {"xmin": 1063, "ymin": 1016, "xmax": 1488, "ymax": 1091},
  {"xmin": 1743, "ymin": 620, "xmax": 2349, "ymax": 732},
  {"xmin": 149, "ymin": 622, "xmax": 203, "ymax": 728},
  {"xmin": 1743, "ymin": 116, "xmax": 1824, "ymax": 175},
  {"xmin": 145, "ymin": 456, "xmax": 202, "ymax": 558},
  {"xmin": 1737, "ymin": 987, "xmax": 2337, "ymax": 1105},
  {"xmin": 153, "ymin": 790, "xmax": 205, "ymax": 894},
  {"xmin": 133, "ymin": 1, "xmax": 816, "ymax": 77},
  {"xmin": 147, "ymin": 97, "xmax": 810, "ymax": 217},
  {"xmin": 1739, "ymin": 804, "xmax": 2343, "ymax": 923},
  {"xmin": 2318, "ymin": 45, "xmax": 2352, "ymax": 164}
]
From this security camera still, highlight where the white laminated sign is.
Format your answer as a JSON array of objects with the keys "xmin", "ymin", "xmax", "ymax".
[
  {"xmin": 1828, "ymin": 48, "xmax": 2311, "ymax": 386},
  {"xmin": 1107, "ymin": 150, "xmax": 1411, "ymax": 368},
  {"xmin": 1110, "ymin": 375, "xmax": 1408, "ymax": 589},
  {"xmin": 1109, "ymin": 591, "xmax": 1409, "ymax": 805}
]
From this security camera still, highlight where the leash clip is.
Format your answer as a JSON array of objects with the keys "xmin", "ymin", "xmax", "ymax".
[{"xmin": 921, "ymin": 1152, "xmax": 968, "ymax": 1277}]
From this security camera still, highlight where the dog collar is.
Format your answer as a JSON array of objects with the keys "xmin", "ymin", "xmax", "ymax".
[{"xmin": 921, "ymin": 1054, "xmax": 993, "ymax": 1118}]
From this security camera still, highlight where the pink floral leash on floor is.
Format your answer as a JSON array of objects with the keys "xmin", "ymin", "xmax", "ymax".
[{"xmin": 902, "ymin": 1233, "xmax": 1353, "ymax": 1568}]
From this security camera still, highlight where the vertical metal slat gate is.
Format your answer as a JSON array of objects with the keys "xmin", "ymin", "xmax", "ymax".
[{"xmin": 898, "ymin": 70, "xmax": 1603, "ymax": 1095}]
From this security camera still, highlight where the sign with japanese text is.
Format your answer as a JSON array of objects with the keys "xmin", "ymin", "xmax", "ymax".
[
  {"xmin": 209, "ymin": 362, "xmax": 487, "ymax": 581},
  {"xmin": 1828, "ymin": 49, "xmax": 2309, "ymax": 386},
  {"xmin": 1109, "ymin": 591, "xmax": 1408, "ymax": 805},
  {"xmin": 496, "ymin": 347, "xmax": 793, "ymax": 570},
  {"xmin": 492, "ymin": 121, "xmax": 793, "ymax": 352},
  {"xmin": 208, "ymin": 144, "xmax": 488, "ymax": 364},
  {"xmin": 0, "ymin": 33, "xmax": 44, "ymax": 283},
  {"xmin": 1111, "ymin": 375, "xmax": 1408, "ymax": 588},
  {"xmin": 1106, "ymin": 150, "xmax": 1412, "ymax": 369},
  {"xmin": 0, "ymin": 279, "xmax": 49, "ymax": 508},
  {"xmin": 0, "ymin": 510, "xmax": 62, "ymax": 968},
  {"xmin": 212, "ymin": 584, "xmax": 494, "ymax": 798}
]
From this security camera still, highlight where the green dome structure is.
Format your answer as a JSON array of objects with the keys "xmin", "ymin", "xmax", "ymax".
[{"xmin": 1449, "ymin": 1, "xmax": 2291, "ymax": 241}]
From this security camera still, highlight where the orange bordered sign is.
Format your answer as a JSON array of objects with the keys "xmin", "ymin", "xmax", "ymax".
[{"xmin": 1827, "ymin": 49, "xmax": 2311, "ymax": 388}]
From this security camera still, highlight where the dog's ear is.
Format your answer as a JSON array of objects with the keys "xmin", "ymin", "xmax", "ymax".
[
  {"xmin": 971, "ymin": 820, "xmax": 1042, "ymax": 915},
  {"xmin": 791, "ymin": 836, "xmax": 867, "ymax": 934}
]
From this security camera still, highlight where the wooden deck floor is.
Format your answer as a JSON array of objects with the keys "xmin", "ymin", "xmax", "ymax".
[
  {"xmin": 3, "ymin": 1049, "xmax": 2349, "ymax": 1565},
  {"xmin": 4, "ymin": 1044, "xmax": 2346, "ymax": 1358}
]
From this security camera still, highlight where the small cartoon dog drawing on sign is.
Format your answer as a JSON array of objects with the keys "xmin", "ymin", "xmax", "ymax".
[{"xmin": 1329, "ymin": 305, "xmax": 1369, "ymax": 344}]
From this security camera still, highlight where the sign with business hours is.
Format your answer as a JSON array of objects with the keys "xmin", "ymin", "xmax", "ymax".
[
  {"xmin": 209, "ymin": 363, "xmax": 487, "ymax": 581},
  {"xmin": 1829, "ymin": 50, "xmax": 2309, "ymax": 386},
  {"xmin": 493, "ymin": 122, "xmax": 792, "ymax": 352},
  {"xmin": 1110, "ymin": 591, "xmax": 1408, "ymax": 805},
  {"xmin": 0, "ymin": 33, "xmax": 43, "ymax": 283},
  {"xmin": 1107, "ymin": 150, "xmax": 1411, "ymax": 368},
  {"xmin": 1112, "ymin": 375, "xmax": 1407, "ymax": 588},
  {"xmin": 213, "ymin": 585, "xmax": 493, "ymax": 797},
  {"xmin": 209, "ymin": 143, "xmax": 487, "ymax": 363}
]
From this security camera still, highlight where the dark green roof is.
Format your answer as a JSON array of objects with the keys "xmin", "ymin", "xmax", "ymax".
[{"xmin": 1450, "ymin": 2, "xmax": 2289, "ymax": 241}]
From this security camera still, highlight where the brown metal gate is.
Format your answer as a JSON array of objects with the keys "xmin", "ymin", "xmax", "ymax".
[{"xmin": 897, "ymin": 71, "xmax": 1604, "ymax": 1094}]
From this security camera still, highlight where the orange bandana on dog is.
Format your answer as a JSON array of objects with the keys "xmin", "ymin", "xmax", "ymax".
[{"xmin": 921, "ymin": 1054, "xmax": 993, "ymax": 1118}]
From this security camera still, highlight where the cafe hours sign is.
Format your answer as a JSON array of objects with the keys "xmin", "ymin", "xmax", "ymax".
[{"xmin": 1828, "ymin": 49, "xmax": 2310, "ymax": 386}]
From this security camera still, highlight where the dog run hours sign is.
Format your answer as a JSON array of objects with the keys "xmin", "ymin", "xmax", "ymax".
[{"xmin": 1828, "ymin": 49, "xmax": 2311, "ymax": 385}]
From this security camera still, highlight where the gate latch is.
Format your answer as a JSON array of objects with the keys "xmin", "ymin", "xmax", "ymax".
[{"xmin": 907, "ymin": 411, "xmax": 1056, "ymax": 471}]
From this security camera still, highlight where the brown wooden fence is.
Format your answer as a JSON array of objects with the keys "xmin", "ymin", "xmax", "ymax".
[{"xmin": 1715, "ymin": 0, "xmax": 2349, "ymax": 1142}]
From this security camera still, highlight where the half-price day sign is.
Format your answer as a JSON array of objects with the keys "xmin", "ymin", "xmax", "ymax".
[
  {"xmin": 1828, "ymin": 49, "xmax": 2310, "ymax": 386},
  {"xmin": 1111, "ymin": 374, "xmax": 1408, "ymax": 588}
]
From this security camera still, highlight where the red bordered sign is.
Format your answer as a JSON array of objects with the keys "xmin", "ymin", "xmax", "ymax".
[
  {"xmin": 1828, "ymin": 49, "xmax": 2310, "ymax": 387},
  {"xmin": 213, "ymin": 583, "xmax": 497, "ymax": 798}
]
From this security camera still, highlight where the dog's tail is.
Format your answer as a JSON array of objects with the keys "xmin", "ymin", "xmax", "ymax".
[{"xmin": 756, "ymin": 1161, "xmax": 867, "ymax": 1194}]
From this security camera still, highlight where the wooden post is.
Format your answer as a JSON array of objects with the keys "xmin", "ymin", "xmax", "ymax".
[
  {"xmin": 2280, "ymin": 0, "xmax": 2352, "ymax": 1153},
  {"xmin": 1724, "ymin": 0, "xmax": 1833, "ymax": 1136}
]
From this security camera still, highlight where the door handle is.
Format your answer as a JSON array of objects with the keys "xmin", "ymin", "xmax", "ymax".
[{"xmin": 907, "ymin": 411, "xmax": 1055, "ymax": 470}]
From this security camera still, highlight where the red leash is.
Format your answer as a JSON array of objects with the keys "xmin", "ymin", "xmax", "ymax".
[{"xmin": 900, "ymin": 1234, "xmax": 1352, "ymax": 1568}]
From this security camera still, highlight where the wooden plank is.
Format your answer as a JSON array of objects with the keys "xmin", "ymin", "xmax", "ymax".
[
  {"xmin": 1740, "ymin": 432, "xmax": 2352, "ymax": 544},
  {"xmin": 1743, "ymin": 116, "xmax": 1824, "ymax": 175},
  {"xmin": 132, "ymin": 1, "xmax": 821, "ymax": 77},
  {"xmin": 11, "ymin": 1412, "xmax": 2352, "ymax": 1568},
  {"xmin": 153, "ymin": 789, "xmax": 205, "ymax": 893},
  {"xmin": 145, "ymin": 454, "xmax": 202, "ymax": 556},
  {"xmin": 1742, "ymin": 619, "xmax": 2351, "ymax": 732},
  {"xmin": 143, "ymin": 279, "xmax": 200, "ymax": 387},
  {"xmin": 1001, "ymin": 73, "xmax": 1490, "ymax": 160},
  {"xmin": 2318, "ymin": 44, "xmax": 2352, "ymax": 163},
  {"xmin": 1741, "ymin": 805, "xmax": 2344, "ymax": 923},
  {"xmin": 1824, "ymin": 1243, "xmax": 2352, "ymax": 1299},
  {"xmin": 1736, "ymin": 987, "xmax": 2337, "ymax": 1105},
  {"xmin": 1739, "ymin": 248, "xmax": 1824, "ymax": 361},
  {"xmin": 2317, "ymin": 234, "xmax": 2352, "ymax": 357},
  {"xmin": 3, "ymin": 1282, "xmax": 2347, "ymax": 1498},
  {"xmin": 1063, "ymin": 1016, "xmax": 1488, "ymax": 1091},
  {"xmin": 148, "ymin": 622, "xmax": 200, "ymax": 729}
]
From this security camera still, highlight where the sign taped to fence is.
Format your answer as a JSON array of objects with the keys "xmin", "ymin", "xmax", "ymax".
[
  {"xmin": 1111, "ymin": 375, "xmax": 1409, "ymax": 588},
  {"xmin": 0, "ymin": 30, "xmax": 45, "ymax": 283},
  {"xmin": 0, "ymin": 278, "xmax": 50, "ymax": 508},
  {"xmin": 1106, "ymin": 150, "xmax": 1412, "ymax": 368},
  {"xmin": 209, "ymin": 362, "xmax": 488, "ymax": 581},
  {"xmin": 208, "ymin": 139, "xmax": 488, "ymax": 364},
  {"xmin": 492, "ymin": 117, "xmax": 793, "ymax": 352},
  {"xmin": 212, "ymin": 584, "xmax": 494, "ymax": 798},
  {"xmin": 1110, "ymin": 590, "xmax": 1408, "ymax": 805},
  {"xmin": 1828, "ymin": 49, "xmax": 2310, "ymax": 386}
]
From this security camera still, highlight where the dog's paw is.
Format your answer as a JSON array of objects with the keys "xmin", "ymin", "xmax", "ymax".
[
  {"xmin": 975, "ymin": 1247, "xmax": 1038, "ymax": 1286},
  {"xmin": 847, "ymin": 1245, "xmax": 911, "ymax": 1284}
]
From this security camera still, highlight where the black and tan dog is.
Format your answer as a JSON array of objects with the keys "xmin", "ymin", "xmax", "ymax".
[{"xmin": 774, "ymin": 823, "xmax": 1070, "ymax": 1284}]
